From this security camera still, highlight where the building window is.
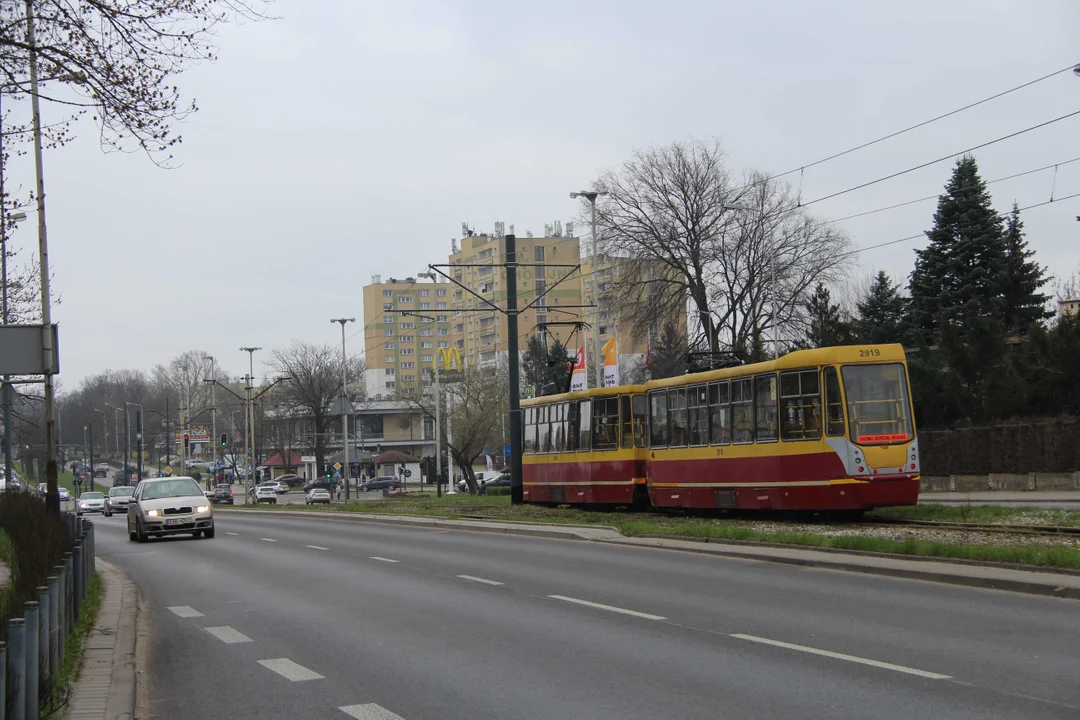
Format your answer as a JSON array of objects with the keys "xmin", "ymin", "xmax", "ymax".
[
  {"xmin": 400, "ymin": 335, "xmax": 414, "ymax": 342},
  {"xmin": 385, "ymin": 381, "xmax": 395, "ymax": 389},
  {"xmin": 400, "ymin": 322, "xmax": 414, "ymax": 330},
  {"xmin": 383, "ymin": 303, "xmax": 393, "ymax": 311},
  {"xmin": 419, "ymin": 288, "xmax": 431, "ymax": 297},
  {"xmin": 384, "ymin": 355, "xmax": 394, "ymax": 364},
  {"xmin": 384, "ymin": 315, "xmax": 394, "ymax": 324},
  {"xmin": 421, "ymin": 354, "xmax": 433, "ymax": 362},
  {"xmin": 437, "ymin": 328, "xmax": 449, "ymax": 336},
  {"xmin": 383, "ymin": 289, "xmax": 392, "ymax": 297},
  {"xmin": 438, "ymin": 341, "xmax": 449, "ymax": 348},
  {"xmin": 400, "ymin": 348, "xmax": 414, "ymax": 356},
  {"xmin": 437, "ymin": 288, "xmax": 447, "ymax": 296},
  {"xmin": 437, "ymin": 314, "xmax": 448, "ymax": 322},
  {"xmin": 420, "ymin": 328, "xmax": 432, "ymax": 336},
  {"xmin": 401, "ymin": 362, "xmax": 415, "ymax": 369},
  {"xmin": 384, "ymin": 367, "xmax": 395, "ymax": 375},
  {"xmin": 421, "ymin": 341, "xmax": 433, "ymax": 349},
  {"xmin": 402, "ymin": 375, "xmax": 415, "ymax": 383},
  {"xmin": 397, "ymin": 296, "xmax": 413, "ymax": 303},
  {"xmin": 419, "ymin": 302, "xmax": 431, "ymax": 310},
  {"xmin": 384, "ymin": 329, "xmax": 394, "ymax": 336},
  {"xmin": 436, "ymin": 302, "xmax": 448, "ymax": 310},
  {"xmin": 385, "ymin": 342, "xmax": 394, "ymax": 349},
  {"xmin": 534, "ymin": 246, "xmax": 545, "ymax": 262}
]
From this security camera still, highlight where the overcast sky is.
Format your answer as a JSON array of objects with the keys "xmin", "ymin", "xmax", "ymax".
[{"xmin": 7, "ymin": 0, "xmax": 1079, "ymax": 385}]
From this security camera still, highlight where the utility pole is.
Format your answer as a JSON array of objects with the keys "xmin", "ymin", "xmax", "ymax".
[
  {"xmin": 205, "ymin": 355, "xmax": 216, "ymax": 478},
  {"xmin": 123, "ymin": 404, "xmax": 130, "ymax": 481},
  {"xmin": 570, "ymin": 190, "xmax": 608, "ymax": 388},
  {"xmin": 135, "ymin": 409, "xmax": 143, "ymax": 484},
  {"xmin": 87, "ymin": 423, "xmax": 93, "ymax": 494},
  {"xmin": 505, "ymin": 234, "xmax": 524, "ymax": 504},
  {"xmin": 241, "ymin": 347, "xmax": 261, "ymax": 499},
  {"xmin": 331, "ymin": 319, "xmax": 355, "ymax": 499},
  {"xmin": 0, "ymin": 90, "xmax": 24, "ymax": 489}
]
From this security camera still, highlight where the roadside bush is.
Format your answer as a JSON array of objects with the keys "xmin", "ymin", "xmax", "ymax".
[
  {"xmin": 483, "ymin": 487, "xmax": 511, "ymax": 496},
  {"xmin": 0, "ymin": 490, "xmax": 73, "ymax": 643}
]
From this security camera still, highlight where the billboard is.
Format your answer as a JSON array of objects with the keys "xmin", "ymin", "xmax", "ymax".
[{"xmin": 174, "ymin": 426, "xmax": 211, "ymax": 444}]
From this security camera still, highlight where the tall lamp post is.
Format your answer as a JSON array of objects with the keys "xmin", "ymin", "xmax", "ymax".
[
  {"xmin": 92, "ymin": 408, "xmax": 108, "ymax": 492},
  {"xmin": 204, "ymin": 355, "xmax": 216, "ymax": 477},
  {"xmin": 724, "ymin": 203, "xmax": 779, "ymax": 360},
  {"xmin": 330, "ymin": 318, "xmax": 355, "ymax": 499},
  {"xmin": 126, "ymin": 402, "xmax": 143, "ymax": 483},
  {"xmin": 570, "ymin": 190, "xmax": 608, "ymax": 386},
  {"xmin": 240, "ymin": 347, "xmax": 261, "ymax": 498}
]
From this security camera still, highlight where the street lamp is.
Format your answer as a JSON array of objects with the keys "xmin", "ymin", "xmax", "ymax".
[
  {"xmin": 104, "ymin": 403, "xmax": 122, "ymax": 456},
  {"xmin": 724, "ymin": 202, "xmax": 779, "ymax": 360},
  {"xmin": 570, "ymin": 190, "xmax": 608, "ymax": 387},
  {"xmin": 331, "ymin": 318, "xmax": 355, "ymax": 499},
  {"xmin": 126, "ymin": 402, "xmax": 143, "ymax": 483},
  {"xmin": 240, "ymin": 346, "xmax": 261, "ymax": 498},
  {"xmin": 204, "ymin": 355, "xmax": 216, "ymax": 476}
]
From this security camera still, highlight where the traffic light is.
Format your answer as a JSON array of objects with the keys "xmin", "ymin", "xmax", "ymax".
[
  {"xmin": 220, "ymin": 433, "xmax": 227, "ymax": 448},
  {"xmin": 183, "ymin": 433, "xmax": 190, "ymax": 449},
  {"xmin": 325, "ymin": 468, "xmax": 332, "ymax": 479}
]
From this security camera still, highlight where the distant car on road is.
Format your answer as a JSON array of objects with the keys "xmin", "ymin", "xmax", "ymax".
[
  {"xmin": 127, "ymin": 475, "xmax": 214, "ymax": 542},
  {"xmin": 104, "ymin": 486, "xmax": 136, "ymax": 516},
  {"xmin": 359, "ymin": 476, "xmax": 401, "ymax": 492},
  {"xmin": 276, "ymin": 474, "xmax": 304, "ymax": 488},
  {"xmin": 254, "ymin": 486, "xmax": 278, "ymax": 504},
  {"xmin": 479, "ymin": 472, "xmax": 511, "ymax": 494},
  {"xmin": 93, "ymin": 464, "xmax": 110, "ymax": 478},
  {"xmin": 303, "ymin": 480, "xmax": 336, "ymax": 494},
  {"xmin": 77, "ymin": 491, "xmax": 106, "ymax": 515},
  {"xmin": 269, "ymin": 480, "xmax": 289, "ymax": 494},
  {"xmin": 212, "ymin": 485, "xmax": 234, "ymax": 504},
  {"xmin": 305, "ymin": 488, "xmax": 331, "ymax": 505},
  {"xmin": 58, "ymin": 487, "xmax": 70, "ymax": 501}
]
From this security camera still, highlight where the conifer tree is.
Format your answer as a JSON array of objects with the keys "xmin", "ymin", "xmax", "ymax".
[
  {"xmin": 854, "ymin": 271, "xmax": 907, "ymax": 344},
  {"xmin": 803, "ymin": 284, "xmax": 854, "ymax": 348},
  {"xmin": 1001, "ymin": 203, "xmax": 1051, "ymax": 334}
]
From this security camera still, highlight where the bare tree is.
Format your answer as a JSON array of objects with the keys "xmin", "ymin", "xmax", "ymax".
[
  {"xmin": 594, "ymin": 140, "xmax": 851, "ymax": 356},
  {"xmin": 151, "ymin": 350, "xmax": 214, "ymax": 423},
  {"xmin": 0, "ymin": 0, "xmax": 271, "ymax": 162},
  {"xmin": 266, "ymin": 341, "xmax": 363, "ymax": 478}
]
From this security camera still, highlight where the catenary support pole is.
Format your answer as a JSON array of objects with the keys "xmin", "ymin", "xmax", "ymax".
[{"xmin": 506, "ymin": 234, "xmax": 524, "ymax": 505}]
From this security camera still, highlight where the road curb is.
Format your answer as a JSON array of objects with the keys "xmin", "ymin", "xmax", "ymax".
[
  {"xmin": 216, "ymin": 508, "xmax": 1080, "ymax": 601},
  {"xmin": 66, "ymin": 558, "xmax": 139, "ymax": 720}
]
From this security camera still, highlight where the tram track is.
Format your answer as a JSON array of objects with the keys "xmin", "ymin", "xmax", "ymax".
[{"xmin": 868, "ymin": 518, "xmax": 1080, "ymax": 538}]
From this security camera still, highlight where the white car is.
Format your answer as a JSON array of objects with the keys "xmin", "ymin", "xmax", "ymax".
[
  {"xmin": 254, "ymin": 486, "xmax": 278, "ymax": 505},
  {"xmin": 58, "ymin": 487, "xmax": 71, "ymax": 501},
  {"xmin": 104, "ymin": 486, "xmax": 136, "ymax": 516},
  {"xmin": 77, "ymin": 491, "xmax": 106, "ymax": 515},
  {"xmin": 127, "ymin": 476, "xmax": 214, "ymax": 542}
]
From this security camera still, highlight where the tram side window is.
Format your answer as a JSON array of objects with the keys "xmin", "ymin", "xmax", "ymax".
[
  {"xmin": 567, "ymin": 401, "xmax": 579, "ymax": 452},
  {"xmin": 780, "ymin": 370, "xmax": 822, "ymax": 441},
  {"xmin": 632, "ymin": 395, "xmax": 648, "ymax": 448},
  {"xmin": 524, "ymin": 407, "xmax": 536, "ymax": 454},
  {"xmin": 669, "ymin": 388, "xmax": 689, "ymax": 448},
  {"xmin": 538, "ymin": 405, "xmax": 550, "ymax": 453},
  {"xmin": 554, "ymin": 403, "xmax": 566, "ymax": 452},
  {"xmin": 755, "ymin": 374, "xmax": 778, "ymax": 442},
  {"xmin": 593, "ymin": 397, "xmax": 620, "ymax": 450},
  {"xmin": 824, "ymin": 366, "xmax": 845, "ymax": 436},
  {"xmin": 649, "ymin": 391, "xmax": 669, "ymax": 447},
  {"xmin": 688, "ymin": 385, "xmax": 709, "ymax": 447},
  {"xmin": 731, "ymin": 378, "xmax": 754, "ymax": 444},
  {"xmin": 709, "ymin": 381, "xmax": 730, "ymax": 445},
  {"xmin": 578, "ymin": 399, "xmax": 592, "ymax": 452}
]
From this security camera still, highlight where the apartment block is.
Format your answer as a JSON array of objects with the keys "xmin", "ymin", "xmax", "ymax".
[{"xmin": 362, "ymin": 275, "xmax": 453, "ymax": 400}]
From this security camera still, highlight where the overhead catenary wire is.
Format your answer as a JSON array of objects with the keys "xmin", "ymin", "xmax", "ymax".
[{"xmin": 800, "ymin": 109, "xmax": 1080, "ymax": 208}]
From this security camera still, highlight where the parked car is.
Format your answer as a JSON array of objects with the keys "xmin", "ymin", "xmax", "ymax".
[
  {"xmin": 254, "ymin": 486, "xmax": 278, "ymax": 504},
  {"xmin": 212, "ymin": 485, "xmax": 234, "ymax": 505},
  {"xmin": 276, "ymin": 474, "xmax": 304, "ymax": 488},
  {"xmin": 305, "ymin": 488, "xmax": 331, "ymax": 505},
  {"xmin": 479, "ymin": 472, "xmax": 511, "ymax": 494},
  {"xmin": 104, "ymin": 486, "xmax": 136, "ymax": 516},
  {"xmin": 303, "ymin": 481, "xmax": 336, "ymax": 494},
  {"xmin": 359, "ymin": 476, "xmax": 401, "ymax": 492},
  {"xmin": 76, "ymin": 491, "xmax": 106, "ymax": 515},
  {"xmin": 127, "ymin": 476, "xmax": 214, "ymax": 542}
]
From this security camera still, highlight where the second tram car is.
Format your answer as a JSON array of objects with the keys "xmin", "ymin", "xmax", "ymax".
[{"xmin": 521, "ymin": 344, "xmax": 920, "ymax": 512}]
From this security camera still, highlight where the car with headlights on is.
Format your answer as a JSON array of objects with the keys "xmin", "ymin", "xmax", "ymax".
[
  {"xmin": 76, "ymin": 491, "xmax": 106, "ymax": 515},
  {"xmin": 104, "ymin": 486, "xmax": 136, "ymax": 516},
  {"xmin": 127, "ymin": 476, "xmax": 214, "ymax": 542},
  {"xmin": 58, "ymin": 487, "xmax": 71, "ymax": 501}
]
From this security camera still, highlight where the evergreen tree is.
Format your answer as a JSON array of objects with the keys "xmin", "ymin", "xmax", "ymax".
[
  {"xmin": 909, "ymin": 156, "xmax": 1008, "ymax": 341},
  {"xmin": 1001, "ymin": 203, "xmax": 1051, "ymax": 334},
  {"xmin": 546, "ymin": 339, "xmax": 573, "ymax": 394},
  {"xmin": 649, "ymin": 323, "xmax": 687, "ymax": 379},
  {"xmin": 521, "ymin": 335, "xmax": 548, "ymax": 396},
  {"xmin": 854, "ymin": 271, "xmax": 907, "ymax": 344},
  {"xmin": 803, "ymin": 283, "xmax": 854, "ymax": 348}
]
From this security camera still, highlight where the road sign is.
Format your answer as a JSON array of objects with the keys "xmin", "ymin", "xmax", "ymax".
[
  {"xmin": 333, "ymin": 462, "xmax": 342, "ymax": 471},
  {"xmin": 403, "ymin": 469, "xmax": 412, "ymax": 478},
  {"xmin": 164, "ymin": 466, "xmax": 172, "ymax": 475}
]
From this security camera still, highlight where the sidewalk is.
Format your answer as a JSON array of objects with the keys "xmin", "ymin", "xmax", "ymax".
[
  {"xmin": 65, "ymin": 559, "xmax": 138, "ymax": 720},
  {"xmin": 920, "ymin": 490, "xmax": 1080, "ymax": 503}
]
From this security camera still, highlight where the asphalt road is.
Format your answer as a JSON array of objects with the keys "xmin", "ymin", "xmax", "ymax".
[{"xmin": 93, "ymin": 511, "xmax": 1080, "ymax": 720}]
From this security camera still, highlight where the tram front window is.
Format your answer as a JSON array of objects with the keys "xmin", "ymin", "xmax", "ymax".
[{"xmin": 842, "ymin": 363, "xmax": 913, "ymax": 445}]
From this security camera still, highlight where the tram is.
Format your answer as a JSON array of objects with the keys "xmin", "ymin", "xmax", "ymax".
[{"xmin": 521, "ymin": 344, "xmax": 919, "ymax": 512}]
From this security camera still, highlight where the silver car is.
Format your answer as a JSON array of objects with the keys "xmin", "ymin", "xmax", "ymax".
[
  {"xmin": 104, "ymin": 486, "xmax": 136, "ymax": 516},
  {"xmin": 127, "ymin": 476, "xmax": 215, "ymax": 542},
  {"xmin": 76, "ymin": 491, "xmax": 106, "ymax": 515}
]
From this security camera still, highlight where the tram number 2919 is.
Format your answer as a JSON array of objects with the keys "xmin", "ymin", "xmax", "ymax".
[{"xmin": 858, "ymin": 348, "xmax": 881, "ymax": 358}]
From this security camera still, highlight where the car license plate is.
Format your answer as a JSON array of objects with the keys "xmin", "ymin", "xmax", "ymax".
[{"xmin": 165, "ymin": 517, "xmax": 187, "ymax": 526}]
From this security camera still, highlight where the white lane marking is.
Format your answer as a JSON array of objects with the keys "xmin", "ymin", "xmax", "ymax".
[
  {"xmin": 548, "ymin": 595, "xmax": 666, "ymax": 621},
  {"xmin": 339, "ymin": 704, "xmax": 407, "ymax": 720},
  {"xmin": 457, "ymin": 575, "xmax": 503, "ymax": 586},
  {"xmin": 307, "ymin": 545, "xmax": 329, "ymax": 551},
  {"xmin": 167, "ymin": 606, "xmax": 204, "ymax": 618},
  {"xmin": 260, "ymin": 537, "xmax": 277, "ymax": 543},
  {"xmin": 203, "ymin": 626, "xmax": 253, "ymax": 644},
  {"xmin": 257, "ymin": 658, "xmax": 324, "ymax": 682},
  {"xmin": 369, "ymin": 556, "xmax": 399, "ymax": 563},
  {"xmin": 729, "ymin": 634, "xmax": 951, "ymax": 679},
  {"xmin": 226, "ymin": 532, "xmax": 240, "ymax": 536}
]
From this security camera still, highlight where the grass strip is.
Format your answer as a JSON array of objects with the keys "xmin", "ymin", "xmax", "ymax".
[
  {"xmin": 40, "ymin": 571, "xmax": 103, "ymax": 719},
  {"xmin": 871, "ymin": 504, "xmax": 1080, "ymax": 526},
  {"xmin": 229, "ymin": 497, "xmax": 1080, "ymax": 571}
]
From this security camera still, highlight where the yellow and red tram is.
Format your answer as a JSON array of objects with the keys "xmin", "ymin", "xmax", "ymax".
[{"xmin": 521, "ymin": 344, "xmax": 920, "ymax": 512}]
